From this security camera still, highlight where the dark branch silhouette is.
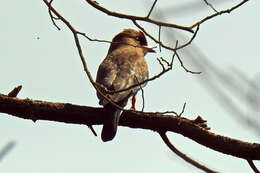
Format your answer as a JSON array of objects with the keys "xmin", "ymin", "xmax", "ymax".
[
  {"xmin": 247, "ymin": 160, "xmax": 260, "ymax": 173},
  {"xmin": 85, "ymin": 0, "xmax": 194, "ymax": 33},
  {"xmin": 159, "ymin": 131, "xmax": 218, "ymax": 173},
  {"xmin": 0, "ymin": 93, "xmax": 260, "ymax": 160},
  {"xmin": 1, "ymin": 0, "xmax": 255, "ymax": 172}
]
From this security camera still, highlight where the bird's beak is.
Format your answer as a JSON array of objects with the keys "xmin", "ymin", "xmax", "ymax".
[{"xmin": 144, "ymin": 46, "xmax": 156, "ymax": 53}]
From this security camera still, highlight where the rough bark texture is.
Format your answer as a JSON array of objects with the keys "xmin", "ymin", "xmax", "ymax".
[{"xmin": 0, "ymin": 93, "xmax": 259, "ymax": 160}]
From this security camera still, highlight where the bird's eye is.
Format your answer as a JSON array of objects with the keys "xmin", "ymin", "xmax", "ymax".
[{"xmin": 135, "ymin": 36, "xmax": 141, "ymax": 41}]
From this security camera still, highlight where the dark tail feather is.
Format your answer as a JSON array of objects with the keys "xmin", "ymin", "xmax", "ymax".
[
  {"xmin": 101, "ymin": 104, "xmax": 121, "ymax": 142},
  {"xmin": 101, "ymin": 98, "xmax": 129, "ymax": 142}
]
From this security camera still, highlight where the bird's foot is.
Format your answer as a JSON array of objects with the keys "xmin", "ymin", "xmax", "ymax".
[{"xmin": 131, "ymin": 95, "xmax": 136, "ymax": 110}]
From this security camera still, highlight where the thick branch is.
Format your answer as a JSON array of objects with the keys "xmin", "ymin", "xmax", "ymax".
[{"xmin": 0, "ymin": 93, "xmax": 260, "ymax": 160}]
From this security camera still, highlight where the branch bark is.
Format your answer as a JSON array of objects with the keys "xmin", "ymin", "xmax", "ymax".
[
  {"xmin": 85, "ymin": 0, "xmax": 194, "ymax": 33},
  {"xmin": 1, "ymin": 93, "xmax": 260, "ymax": 160},
  {"xmin": 159, "ymin": 131, "xmax": 218, "ymax": 173}
]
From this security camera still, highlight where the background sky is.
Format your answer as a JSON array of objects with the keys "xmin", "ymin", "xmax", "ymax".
[{"xmin": 1, "ymin": 0, "xmax": 260, "ymax": 172}]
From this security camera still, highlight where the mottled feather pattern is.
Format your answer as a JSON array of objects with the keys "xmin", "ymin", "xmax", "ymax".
[
  {"xmin": 97, "ymin": 46, "xmax": 148, "ymax": 105},
  {"xmin": 95, "ymin": 28, "xmax": 155, "ymax": 142}
]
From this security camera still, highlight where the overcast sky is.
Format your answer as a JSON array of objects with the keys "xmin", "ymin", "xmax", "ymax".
[{"xmin": 1, "ymin": 0, "xmax": 260, "ymax": 172}]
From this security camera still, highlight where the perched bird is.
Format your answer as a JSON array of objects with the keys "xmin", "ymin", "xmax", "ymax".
[{"xmin": 96, "ymin": 29, "xmax": 155, "ymax": 142}]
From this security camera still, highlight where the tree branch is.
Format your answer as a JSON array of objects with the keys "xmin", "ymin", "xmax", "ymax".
[
  {"xmin": 247, "ymin": 160, "xmax": 260, "ymax": 173},
  {"xmin": 7, "ymin": 85, "xmax": 22, "ymax": 97},
  {"xmin": 1, "ymin": 93, "xmax": 260, "ymax": 160},
  {"xmin": 85, "ymin": 0, "xmax": 194, "ymax": 33},
  {"xmin": 159, "ymin": 131, "xmax": 218, "ymax": 173},
  {"xmin": 190, "ymin": 0, "xmax": 249, "ymax": 28},
  {"xmin": 43, "ymin": 0, "xmax": 129, "ymax": 112},
  {"xmin": 146, "ymin": 0, "xmax": 157, "ymax": 18}
]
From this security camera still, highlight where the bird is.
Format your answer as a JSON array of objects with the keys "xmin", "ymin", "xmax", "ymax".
[{"xmin": 96, "ymin": 28, "xmax": 155, "ymax": 142}]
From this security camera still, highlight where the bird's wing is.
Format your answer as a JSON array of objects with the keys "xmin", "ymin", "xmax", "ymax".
[
  {"xmin": 96, "ymin": 48, "xmax": 149, "ymax": 105},
  {"xmin": 96, "ymin": 56, "xmax": 118, "ymax": 104},
  {"xmin": 96, "ymin": 56, "xmax": 136, "ymax": 105}
]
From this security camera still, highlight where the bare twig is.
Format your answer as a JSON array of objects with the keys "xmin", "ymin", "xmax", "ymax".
[
  {"xmin": 77, "ymin": 31, "xmax": 155, "ymax": 51},
  {"xmin": 8, "ymin": 85, "xmax": 22, "ymax": 97},
  {"xmin": 191, "ymin": 0, "xmax": 249, "ymax": 28},
  {"xmin": 247, "ymin": 160, "xmax": 260, "ymax": 173},
  {"xmin": 202, "ymin": 0, "xmax": 218, "ymax": 13},
  {"xmin": 146, "ymin": 0, "xmax": 158, "ymax": 18},
  {"xmin": 47, "ymin": 0, "xmax": 61, "ymax": 30},
  {"xmin": 159, "ymin": 57, "xmax": 171, "ymax": 67},
  {"xmin": 85, "ymin": 0, "xmax": 193, "ymax": 33},
  {"xmin": 157, "ymin": 57, "xmax": 166, "ymax": 71},
  {"xmin": 87, "ymin": 125, "xmax": 97, "ymax": 136},
  {"xmin": 134, "ymin": 76, "xmax": 145, "ymax": 112},
  {"xmin": 178, "ymin": 102, "xmax": 186, "ymax": 117},
  {"xmin": 159, "ymin": 131, "xmax": 218, "ymax": 173},
  {"xmin": 175, "ymin": 51, "xmax": 201, "ymax": 74},
  {"xmin": 175, "ymin": 25, "xmax": 200, "ymax": 51},
  {"xmin": 132, "ymin": 20, "xmax": 199, "ymax": 52},
  {"xmin": 158, "ymin": 26, "xmax": 162, "ymax": 52},
  {"xmin": 170, "ymin": 47, "xmax": 175, "ymax": 66}
]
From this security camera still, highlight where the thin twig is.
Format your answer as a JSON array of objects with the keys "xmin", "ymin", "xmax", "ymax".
[
  {"xmin": 159, "ymin": 131, "xmax": 219, "ymax": 173},
  {"xmin": 158, "ymin": 25, "xmax": 162, "ymax": 52},
  {"xmin": 77, "ymin": 31, "xmax": 155, "ymax": 50},
  {"xmin": 170, "ymin": 44, "xmax": 176, "ymax": 67},
  {"xmin": 87, "ymin": 125, "xmax": 97, "ymax": 136},
  {"xmin": 134, "ymin": 76, "xmax": 145, "ymax": 112},
  {"xmin": 85, "ymin": 0, "xmax": 193, "ymax": 33},
  {"xmin": 47, "ymin": 0, "xmax": 61, "ymax": 30},
  {"xmin": 175, "ymin": 51, "xmax": 201, "ymax": 74},
  {"xmin": 178, "ymin": 102, "xmax": 186, "ymax": 117},
  {"xmin": 109, "ymin": 55, "xmax": 172, "ymax": 95},
  {"xmin": 247, "ymin": 160, "xmax": 260, "ymax": 173},
  {"xmin": 159, "ymin": 57, "xmax": 171, "ymax": 67},
  {"xmin": 202, "ymin": 0, "xmax": 218, "ymax": 13},
  {"xmin": 141, "ymin": 89, "xmax": 145, "ymax": 112},
  {"xmin": 157, "ymin": 57, "xmax": 166, "ymax": 71},
  {"xmin": 191, "ymin": 0, "xmax": 249, "ymax": 28},
  {"xmin": 146, "ymin": 0, "xmax": 158, "ymax": 18},
  {"xmin": 132, "ymin": 20, "xmax": 198, "ymax": 52}
]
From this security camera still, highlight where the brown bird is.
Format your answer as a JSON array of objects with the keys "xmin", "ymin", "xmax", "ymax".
[{"xmin": 96, "ymin": 29, "xmax": 155, "ymax": 142}]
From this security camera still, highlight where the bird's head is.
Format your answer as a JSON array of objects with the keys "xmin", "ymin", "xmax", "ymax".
[{"xmin": 108, "ymin": 29, "xmax": 155, "ymax": 54}]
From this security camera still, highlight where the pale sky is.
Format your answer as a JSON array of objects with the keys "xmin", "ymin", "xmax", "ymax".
[{"xmin": 1, "ymin": 0, "xmax": 260, "ymax": 172}]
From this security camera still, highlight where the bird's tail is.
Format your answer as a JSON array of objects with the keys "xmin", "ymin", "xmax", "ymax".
[
  {"xmin": 101, "ymin": 104, "xmax": 121, "ymax": 142},
  {"xmin": 101, "ymin": 98, "xmax": 128, "ymax": 142}
]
